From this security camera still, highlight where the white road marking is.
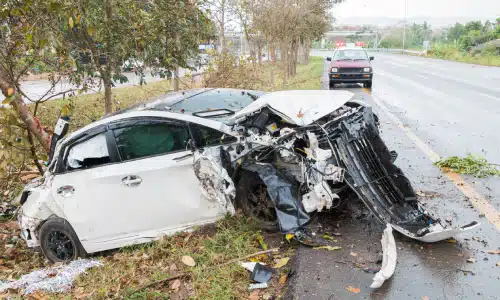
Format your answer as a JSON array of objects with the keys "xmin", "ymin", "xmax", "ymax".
[
  {"xmin": 365, "ymin": 89, "xmax": 500, "ymax": 232},
  {"xmin": 478, "ymin": 92, "xmax": 500, "ymax": 102},
  {"xmin": 417, "ymin": 74, "xmax": 429, "ymax": 80}
]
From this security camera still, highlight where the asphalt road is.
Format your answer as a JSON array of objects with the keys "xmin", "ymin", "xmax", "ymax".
[{"xmin": 287, "ymin": 52, "xmax": 500, "ymax": 299}]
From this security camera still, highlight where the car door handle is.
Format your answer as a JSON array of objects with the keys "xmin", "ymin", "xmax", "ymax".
[
  {"xmin": 122, "ymin": 175, "xmax": 142, "ymax": 187},
  {"xmin": 173, "ymin": 153, "xmax": 193, "ymax": 161},
  {"xmin": 57, "ymin": 185, "xmax": 75, "ymax": 198}
]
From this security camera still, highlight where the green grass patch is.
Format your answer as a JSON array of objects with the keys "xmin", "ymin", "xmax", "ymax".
[{"xmin": 435, "ymin": 154, "xmax": 500, "ymax": 177}]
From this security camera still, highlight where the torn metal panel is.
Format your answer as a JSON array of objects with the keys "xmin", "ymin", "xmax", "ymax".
[
  {"xmin": 193, "ymin": 147, "xmax": 236, "ymax": 215},
  {"xmin": 242, "ymin": 162, "xmax": 310, "ymax": 233}
]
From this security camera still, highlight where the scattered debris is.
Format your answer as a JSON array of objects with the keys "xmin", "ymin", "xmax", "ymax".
[
  {"xmin": 446, "ymin": 239, "xmax": 457, "ymax": 244},
  {"xmin": 262, "ymin": 292, "xmax": 272, "ymax": 300},
  {"xmin": 240, "ymin": 262, "xmax": 259, "ymax": 272},
  {"xmin": 250, "ymin": 264, "xmax": 274, "ymax": 284},
  {"xmin": 370, "ymin": 225, "xmax": 397, "ymax": 289},
  {"xmin": 170, "ymin": 279, "xmax": 181, "ymax": 290},
  {"xmin": 313, "ymin": 245, "xmax": 342, "ymax": 251},
  {"xmin": 446, "ymin": 216, "xmax": 453, "ymax": 223},
  {"xmin": 248, "ymin": 282, "xmax": 268, "ymax": 291},
  {"xmin": 457, "ymin": 269, "xmax": 475, "ymax": 275},
  {"xmin": 496, "ymin": 262, "xmax": 500, "ymax": 267},
  {"xmin": 363, "ymin": 268, "xmax": 380, "ymax": 274},
  {"xmin": 487, "ymin": 249, "xmax": 500, "ymax": 254},
  {"xmin": 346, "ymin": 286, "xmax": 361, "ymax": 294},
  {"xmin": 467, "ymin": 257, "xmax": 476, "ymax": 263},
  {"xmin": 0, "ymin": 259, "xmax": 102, "ymax": 294},
  {"xmin": 181, "ymin": 255, "xmax": 196, "ymax": 267},
  {"xmin": 322, "ymin": 234, "xmax": 336, "ymax": 241},
  {"xmin": 248, "ymin": 290, "xmax": 260, "ymax": 300},
  {"xmin": 435, "ymin": 154, "xmax": 500, "ymax": 177},
  {"xmin": 350, "ymin": 252, "xmax": 358, "ymax": 257},
  {"xmin": 422, "ymin": 296, "xmax": 430, "ymax": 300}
]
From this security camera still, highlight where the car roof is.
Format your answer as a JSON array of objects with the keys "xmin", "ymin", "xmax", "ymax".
[
  {"xmin": 104, "ymin": 88, "xmax": 263, "ymax": 118},
  {"xmin": 64, "ymin": 88, "xmax": 264, "ymax": 144}
]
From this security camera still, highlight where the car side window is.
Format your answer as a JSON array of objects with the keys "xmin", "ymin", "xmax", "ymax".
[
  {"xmin": 66, "ymin": 133, "xmax": 110, "ymax": 171},
  {"xmin": 190, "ymin": 124, "xmax": 237, "ymax": 148},
  {"xmin": 113, "ymin": 122, "xmax": 190, "ymax": 161}
]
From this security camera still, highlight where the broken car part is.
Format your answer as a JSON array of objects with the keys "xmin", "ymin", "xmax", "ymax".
[
  {"xmin": 370, "ymin": 224, "xmax": 397, "ymax": 288},
  {"xmin": 250, "ymin": 263, "xmax": 275, "ymax": 283}
]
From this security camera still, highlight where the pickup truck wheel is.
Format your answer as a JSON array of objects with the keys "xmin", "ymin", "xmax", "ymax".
[
  {"xmin": 235, "ymin": 170, "xmax": 278, "ymax": 230},
  {"xmin": 39, "ymin": 218, "xmax": 87, "ymax": 263}
]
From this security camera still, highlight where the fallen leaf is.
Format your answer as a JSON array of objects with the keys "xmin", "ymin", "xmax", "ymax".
[
  {"xmin": 285, "ymin": 233, "xmax": 295, "ymax": 242},
  {"xmin": 273, "ymin": 257, "xmax": 290, "ymax": 269},
  {"xmin": 279, "ymin": 274, "xmax": 288, "ymax": 285},
  {"xmin": 487, "ymin": 250, "xmax": 500, "ymax": 254},
  {"xmin": 322, "ymin": 234, "xmax": 335, "ymax": 241},
  {"xmin": 170, "ymin": 263, "xmax": 178, "ymax": 271},
  {"xmin": 181, "ymin": 255, "xmax": 196, "ymax": 267},
  {"xmin": 68, "ymin": 17, "xmax": 74, "ymax": 28},
  {"xmin": 313, "ymin": 246, "xmax": 342, "ymax": 251},
  {"xmin": 248, "ymin": 290, "xmax": 260, "ymax": 300},
  {"xmin": 467, "ymin": 257, "xmax": 476, "ymax": 263},
  {"xmin": 142, "ymin": 253, "xmax": 149, "ymax": 259},
  {"xmin": 2, "ymin": 190, "xmax": 9, "ymax": 196},
  {"xmin": 346, "ymin": 286, "xmax": 360, "ymax": 294},
  {"xmin": 350, "ymin": 252, "xmax": 358, "ymax": 257},
  {"xmin": 446, "ymin": 239, "xmax": 457, "ymax": 244},
  {"xmin": 7, "ymin": 88, "xmax": 14, "ymax": 96},
  {"xmin": 170, "ymin": 279, "xmax": 181, "ymax": 290},
  {"xmin": 29, "ymin": 291, "xmax": 49, "ymax": 300},
  {"xmin": 262, "ymin": 293, "xmax": 272, "ymax": 300},
  {"xmin": 422, "ymin": 296, "xmax": 430, "ymax": 300}
]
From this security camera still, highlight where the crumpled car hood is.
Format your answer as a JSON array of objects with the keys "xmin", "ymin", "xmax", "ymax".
[{"xmin": 231, "ymin": 90, "xmax": 355, "ymax": 126}]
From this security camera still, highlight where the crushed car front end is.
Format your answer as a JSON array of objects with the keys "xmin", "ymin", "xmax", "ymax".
[{"xmin": 197, "ymin": 90, "xmax": 477, "ymax": 242}]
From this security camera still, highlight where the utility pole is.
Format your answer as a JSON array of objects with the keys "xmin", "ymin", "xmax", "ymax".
[{"xmin": 402, "ymin": 0, "xmax": 407, "ymax": 50}]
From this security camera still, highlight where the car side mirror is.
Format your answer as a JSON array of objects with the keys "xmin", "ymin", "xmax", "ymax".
[
  {"xmin": 370, "ymin": 56, "xmax": 374, "ymax": 61},
  {"xmin": 326, "ymin": 57, "xmax": 332, "ymax": 61}
]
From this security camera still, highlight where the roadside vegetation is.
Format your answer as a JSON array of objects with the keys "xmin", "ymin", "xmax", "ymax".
[
  {"xmin": 435, "ymin": 154, "xmax": 500, "ymax": 178},
  {"xmin": 377, "ymin": 18, "xmax": 500, "ymax": 66}
]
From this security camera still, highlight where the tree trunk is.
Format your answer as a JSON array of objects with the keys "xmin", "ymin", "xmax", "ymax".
[
  {"xmin": 172, "ymin": 67, "xmax": 179, "ymax": 91},
  {"xmin": 0, "ymin": 76, "xmax": 51, "ymax": 153},
  {"xmin": 103, "ymin": 75, "xmax": 112, "ymax": 114},
  {"xmin": 218, "ymin": 0, "xmax": 226, "ymax": 53},
  {"xmin": 104, "ymin": 0, "xmax": 113, "ymax": 115},
  {"xmin": 258, "ymin": 45, "xmax": 263, "ymax": 65}
]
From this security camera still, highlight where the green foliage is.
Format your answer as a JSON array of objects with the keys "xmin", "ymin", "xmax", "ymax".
[{"xmin": 435, "ymin": 154, "xmax": 500, "ymax": 178}]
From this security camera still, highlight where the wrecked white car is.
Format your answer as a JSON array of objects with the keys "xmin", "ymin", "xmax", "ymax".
[{"xmin": 17, "ymin": 88, "xmax": 477, "ymax": 263}]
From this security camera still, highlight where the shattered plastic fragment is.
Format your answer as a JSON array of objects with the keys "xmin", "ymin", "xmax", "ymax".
[
  {"xmin": 250, "ymin": 263, "xmax": 274, "ymax": 283},
  {"xmin": 0, "ymin": 259, "xmax": 102, "ymax": 294},
  {"xmin": 370, "ymin": 225, "xmax": 397, "ymax": 289},
  {"xmin": 248, "ymin": 282, "xmax": 268, "ymax": 291}
]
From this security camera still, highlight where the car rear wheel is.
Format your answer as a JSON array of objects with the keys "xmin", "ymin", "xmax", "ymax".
[
  {"xmin": 235, "ymin": 170, "xmax": 278, "ymax": 230},
  {"xmin": 39, "ymin": 218, "xmax": 87, "ymax": 263},
  {"xmin": 364, "ymin": 81, "xmax": 372, "ymax": 88}
]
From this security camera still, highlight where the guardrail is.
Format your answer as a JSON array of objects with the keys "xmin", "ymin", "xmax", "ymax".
[{"xmin": 311, "ymin": 48, "xmax": 425, "ymax": 55}]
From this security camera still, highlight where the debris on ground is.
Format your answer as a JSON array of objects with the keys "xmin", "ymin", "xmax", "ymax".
[
  {"xmin": 248, "ymin": 282, "xmax": 268, "ymax": 291},
  {"xmin": 467, "ymin": 257, "xmax": 476, "ymax": 263},
  {"xmin": 435, "ymin": 154, "xmax": 500, "ymax": 177},
  {"xmin": 370, "ymin": 224, "xmax": 397, "ymax": 289},
  {"xmin": 250, "ymin": 263, "xmax": 275, "ymax": 283},
  {"xmin": 487, "ymin": 249, "xmax": 500, "ymax": 254},
  {"xmin": 0, "ymin": 259, "xmax": 102, "ymax": 294}
]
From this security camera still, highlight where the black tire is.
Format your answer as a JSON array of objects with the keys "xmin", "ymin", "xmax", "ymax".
[
  {"xmin": 329, "ymin": 81, "xmax": 335, "ymax": 89},
  {"xmin": 364, "ymin": 81, "xmax": 372, "ymax": 88},
  {"xmin": 235, "ymin": 170, "xmax": 278, "ymax": 230},
  {"xmin": 39, "ymin": 218, "xmax": 87, "ymax": 263}
]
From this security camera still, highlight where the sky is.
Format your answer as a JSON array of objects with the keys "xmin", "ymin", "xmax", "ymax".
[{"xmin": 334, "ymin": 0, "xmax": 500, "ymax": 19}]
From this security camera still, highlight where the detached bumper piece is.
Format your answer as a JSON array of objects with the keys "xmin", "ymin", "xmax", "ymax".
[{"xmin": 312, "ymin": 106, "xmax": 478, "ymax": 242}]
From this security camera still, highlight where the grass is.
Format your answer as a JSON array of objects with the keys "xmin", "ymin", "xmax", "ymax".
[
  {"xmin": 425, "ymin": 44, "xmax": 500, "ymax": 67},
  {"xmin": 435, "ymin": 154, "xmax": 500, "ymax": 177}
]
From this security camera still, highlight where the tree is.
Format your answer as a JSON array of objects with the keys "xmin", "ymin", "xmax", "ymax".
[{"xmin": 205, "ymin": 0, "xmax": 234, "ymax": 53}]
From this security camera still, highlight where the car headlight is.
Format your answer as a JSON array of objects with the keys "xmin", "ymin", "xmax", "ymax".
[
  {"xmin": 331, "ymin": 67, "xmax": 338, "ymax": 73},
  {"xmin": 363, "ymin": 67, "xmax": 371, "ymax": 72}
]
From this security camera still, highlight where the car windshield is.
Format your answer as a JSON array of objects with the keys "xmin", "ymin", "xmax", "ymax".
[
  {"xmin": 169, "ymin": 89, "xmax": 264, "ymax": 123},
  {"xmin": 333, "ymin": 49, "xmax": 368, "ymax": 61}
]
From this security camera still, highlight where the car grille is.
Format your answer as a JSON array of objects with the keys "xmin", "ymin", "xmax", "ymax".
[{"xmin": 338, "ymin": 68, "xmax": 364, "ymax": 73}]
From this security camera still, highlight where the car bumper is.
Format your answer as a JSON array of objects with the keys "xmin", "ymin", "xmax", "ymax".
[
  {"xmin": 329, "ymin": 73, "xmax": 373, "ymax": 82},
  {"xmin": 18, "ymin": 211, "xmax": 41, "ymax": 248}
]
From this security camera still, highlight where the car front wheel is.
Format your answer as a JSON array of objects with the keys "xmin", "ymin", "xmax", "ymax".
[
  {"xmin": 39, "ymin": 218, "xmax": 87, "ymax": 263},
  {"xmin": 364, "ymin": 81, "xmax": 372, "ymax": 88}
]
